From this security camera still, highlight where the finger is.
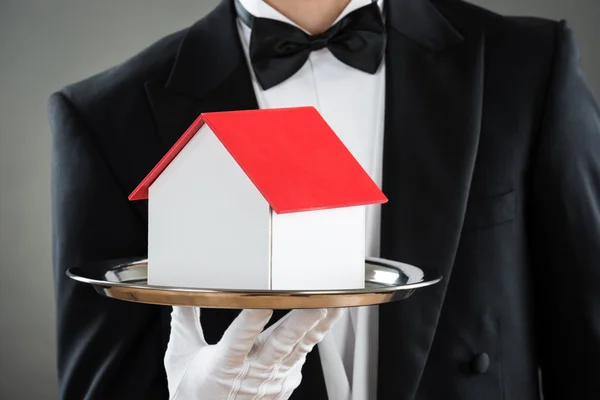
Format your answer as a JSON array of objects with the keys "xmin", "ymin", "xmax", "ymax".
[
  {"xmin": 282, "ymin": 308, "xmax": 346, "ymax": 368},
  {"xmin": 243, "ymin": 310, "xmax": 295, "ymax": 358},
  {"xmin": 253, "ymin": 310, "xmax": 295, "ymax": 342},
  {"xmin": 255, "ymin": 309, "xmax": 327, "ymax": 367},
  {"xmin": 168, "ymin": 306, "xmax": 207, "ymax": 349},
  {"xmin": 218, "ymin": 309, "xmax": 273, "ymax": 364}
]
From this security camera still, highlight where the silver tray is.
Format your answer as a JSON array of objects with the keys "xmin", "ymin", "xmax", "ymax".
[{"xmin": 67, "ymin": 257, "xmax": 441, "ymax": 309}]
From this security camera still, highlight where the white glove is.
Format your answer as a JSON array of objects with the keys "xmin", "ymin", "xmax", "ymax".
[{"xmin": 165, "ymin": 306, "xmax": 345, "ymax": 399}]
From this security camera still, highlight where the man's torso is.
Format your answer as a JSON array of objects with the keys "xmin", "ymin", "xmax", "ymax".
[{"xmin": 59, "ymin": 1, "xmax": 559, "ymax": 398}]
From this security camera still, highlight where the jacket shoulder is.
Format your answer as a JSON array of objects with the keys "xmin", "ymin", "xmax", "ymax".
[
  {"xmin": 53, "ymin": 27, "xmax": 186, "ymax": 118},
  {"xmin": 47, "ymin": 27, "xmax": 190, "ymax": 192},
  {"xmin": 434, "ymin": 0, "xmax": 560, "ymax": 51}
]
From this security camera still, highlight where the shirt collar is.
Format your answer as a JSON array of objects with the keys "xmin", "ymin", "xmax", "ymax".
[{"xmin": 237, "ymin": 0, "xmax": 384, "ymax": 34}]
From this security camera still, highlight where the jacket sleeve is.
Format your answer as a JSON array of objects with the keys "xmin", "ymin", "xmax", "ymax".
[
  {"xmin": 531, "ymin": 21, "xmax": 600, "ymax": 398},
  {"xmin": 49, "ymin": 92, "xmax": 168, "ymax": 399}
]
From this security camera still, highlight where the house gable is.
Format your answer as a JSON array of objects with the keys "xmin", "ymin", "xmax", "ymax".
[{"xmin": 147, "ymin": 124, "xmax": 271, "ymax": 289}]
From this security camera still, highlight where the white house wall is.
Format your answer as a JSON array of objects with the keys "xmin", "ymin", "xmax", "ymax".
[
  {"xmin": 271, "ymin": 206, "xmax": 365, "ymax": 290},
  {"xmin": 148, "ymin": 124, "xmax": 271, "ymax": 290}
]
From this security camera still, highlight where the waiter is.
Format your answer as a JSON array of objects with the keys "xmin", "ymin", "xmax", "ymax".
[{"xmin": 49, "ymin": 0, "xmax": 600, "ymax": 399}]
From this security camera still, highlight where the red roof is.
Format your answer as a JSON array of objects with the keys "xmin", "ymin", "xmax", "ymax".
[{"xmin": 129, "ymin": 107, "xmax": 387, "ymax": 214}]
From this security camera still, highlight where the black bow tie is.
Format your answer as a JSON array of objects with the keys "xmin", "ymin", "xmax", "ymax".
[{"xmin": 235, "ymin": 0, "xmax": 386, "ymax": 90}]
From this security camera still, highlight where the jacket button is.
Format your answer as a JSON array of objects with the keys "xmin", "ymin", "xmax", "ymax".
[{"xmin": 470, "ymin": 353, "xmax": 490, "ymax": 374}]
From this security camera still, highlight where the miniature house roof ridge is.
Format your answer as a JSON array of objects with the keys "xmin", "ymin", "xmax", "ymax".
[{"xmin": 129, "ymin": 107, "xmax": 388, "ymax": 214}]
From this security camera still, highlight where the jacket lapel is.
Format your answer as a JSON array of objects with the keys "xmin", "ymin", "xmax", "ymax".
[
  {"xmin": 377, "ymin": 1, "xmax": 485, "ymax": 398},
  {"xmin": 145, "ymin": 0, "xmax": 258, "ymax": 151}
]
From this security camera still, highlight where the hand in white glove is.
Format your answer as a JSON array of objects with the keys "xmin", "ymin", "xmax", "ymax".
[{"xmin": 165, "ymin": 306, "xmax": 345, "ymax": 399}]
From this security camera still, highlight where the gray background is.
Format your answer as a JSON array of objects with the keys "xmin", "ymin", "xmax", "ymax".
[{"xmin": 0, "ymin": 0, "xmax": 598, "ymax": 398}]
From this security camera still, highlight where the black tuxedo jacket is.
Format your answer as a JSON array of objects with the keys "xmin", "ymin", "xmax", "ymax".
[{"xmin": 49, "ymin": 0, "xmax": 600, "ymax": 399}]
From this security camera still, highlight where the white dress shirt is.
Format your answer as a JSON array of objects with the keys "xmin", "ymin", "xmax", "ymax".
[{"xmin": 236, "ymin": 1, "xmax": 386, "ymax": 399}]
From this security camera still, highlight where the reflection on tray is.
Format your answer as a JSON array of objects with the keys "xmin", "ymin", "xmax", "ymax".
[{"xmin": 365, "ymin": 257, "xmax": 424, "ymax": 287}]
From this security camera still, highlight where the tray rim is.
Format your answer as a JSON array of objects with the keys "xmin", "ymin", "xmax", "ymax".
[{"xmin": 66, "ymin": 258, "xmax": 442, "ymax": 296}]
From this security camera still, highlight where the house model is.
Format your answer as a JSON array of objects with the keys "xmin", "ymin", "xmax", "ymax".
[{"xmin": 129, "ymin": 107, "xmax": 387, "ymax": 290}]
